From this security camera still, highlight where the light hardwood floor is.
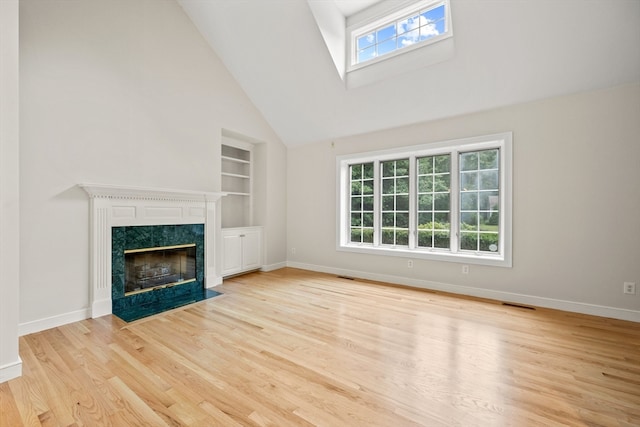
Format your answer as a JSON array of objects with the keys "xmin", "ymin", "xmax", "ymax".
[{"xmin": 2, "ymin": 268, "xmax": 639, "ymax": 426}]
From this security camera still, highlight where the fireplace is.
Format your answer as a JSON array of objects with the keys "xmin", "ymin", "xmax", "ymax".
[
  {"xmin": 80, "ymin": 184, "xmax": 226, "ymax": 321},
  {"xmin": 111, "ymin": 223, "xmax": 210, "ymax": 321},
  {"xmin": 125, "ymin": 244, "xmax": 196, "ymax": 294}
]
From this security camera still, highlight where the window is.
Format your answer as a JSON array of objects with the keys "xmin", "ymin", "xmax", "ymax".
[
  {"xmin": 417, "ymin": 154, "xmax": 451, "ymax": 249},
  {"xmin": 459, "ymin": 149, "xmax": 501, "ymax": 252},
  {"xmin": 337, "ymin": 133, "xmax": 512, "ymax": 267},
  {"xmin": 349, "ymin": 0, "xmax": 452, "ymax": 69},
  {"xmin": 349, "ymin": 162, "xmax": 375, "ymax": 244},
  {"xmin": 381, "ymin": 159, "xmax": 410, "ymax": 245}
]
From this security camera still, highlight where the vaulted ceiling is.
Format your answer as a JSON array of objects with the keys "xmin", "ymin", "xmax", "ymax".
[{"xmin": 178, "ymin": 0, "xmax": 640, "ymax": 146}]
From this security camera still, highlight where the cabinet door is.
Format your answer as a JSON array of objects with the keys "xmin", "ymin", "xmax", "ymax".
[
  {"xmin": 221, "ymin": 233, "xmax": 242, "ymax": 276},
  {"xmin": 242, "ymin": 230, "xmax": 262, "ymax": 270}
]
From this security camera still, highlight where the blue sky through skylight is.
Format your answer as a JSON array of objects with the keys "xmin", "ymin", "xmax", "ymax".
[{"xmin": 356, "ymin": 3, "xmax": 446, "ymax": 64}]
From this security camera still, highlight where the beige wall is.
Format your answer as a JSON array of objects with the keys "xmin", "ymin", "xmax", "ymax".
[
  {"xmin": 19, "ymin": 0, "xmax": 287, "ymax": 329},
  {"xmin": 287, "ymin": 83, "xmax": 640, "ymax": 321},
  {"xmin": 13, "ymin": 0, "xmax": 639, "ymax": 339},
  {"xmin": 0, "ymin": 0, "xmax": 21, "ymax": 382}
]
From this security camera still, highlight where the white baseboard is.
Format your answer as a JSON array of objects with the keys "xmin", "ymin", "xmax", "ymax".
[
  {"xmin": 18, "ymin": 308, "xmax": 91, "ymax": 336},
  {"xmin": 261, "ymin": 261, "xmax": 287, "ymax": 272},
  {"xmin": 287, "ymin": 261, "xmax": 640, "ymax": 323},
  {"xmin": 0, "ymin": 358, "xmax": 22, "ymax": 383},
  {"xmin": 16, "ymin": 262, "xmax": 637, "ymax": 337}
]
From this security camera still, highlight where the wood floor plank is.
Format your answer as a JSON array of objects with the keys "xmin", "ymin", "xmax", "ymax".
[
  {"xmin": 2, "ymin": 268, "xmax": 639, "ymax": 426},
  {"xmin": 0, "ymin": 381, "xmax": 25, "ymax": 427}
]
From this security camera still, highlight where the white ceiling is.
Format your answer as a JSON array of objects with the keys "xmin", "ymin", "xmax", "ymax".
[
  {"xmin": 178, "ymin": 0, "xmax": 640, "ymax": 147},
  {"xmin": 333, "ymin": 0, "xmax": 382, "ymax": 16}
]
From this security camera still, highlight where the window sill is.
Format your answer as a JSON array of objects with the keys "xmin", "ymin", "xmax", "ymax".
[
  {"xmin": 345, "ymin": 35, "xmax": 454, "ymax": 89},
  {"xmin": 337, "ymin": 243, "xmax": 511, "ymax": 268}
]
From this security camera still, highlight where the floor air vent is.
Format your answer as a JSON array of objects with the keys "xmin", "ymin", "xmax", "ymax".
[{"xmin": 502, "ymin": 302, "xmax": 536, "ymax": 310}]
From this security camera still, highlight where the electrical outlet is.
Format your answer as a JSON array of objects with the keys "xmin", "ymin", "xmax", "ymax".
[
  {"xmin": 291, "ymin": 247, "xmax": 296, "ymax": 255},
  {"xmin": 462, "ymin": 265, "xmax": 469, "ymax": 274},
  {"xmin": 407, "ymin": 260, "xmax": 413, "ymax": 268},
  {"xmin": 623, "ymin": 282, "xmax": 636, "ymax": 295}
]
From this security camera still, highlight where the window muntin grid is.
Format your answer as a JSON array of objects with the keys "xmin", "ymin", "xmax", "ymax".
[
  {"xmin": 346, "ymin": 151, "xmax": 501, "ymax": 252},
  {"xmin": 459, "ymin": 149, "xmax": 500, "ymax": 253},
  {"xmin": 416, "ymin": 154, "xmax": 451, "ymax": 249},
  {"xmin": 354, "ymin": 2, "xmax": 448, "ymax": 65},
  {"xmin": 381, "ymin": 159, "xmax": 410, "ymax": 246},
  {"xmin": 349, "ymin": 162, "xmax": 375, "ymax": 244},
  {"xmin": 337, "ymin": 133, "xmax": 511, "ymax": 267}
]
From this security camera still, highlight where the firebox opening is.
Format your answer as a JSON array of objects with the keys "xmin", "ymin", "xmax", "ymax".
[{"xmin": 124, "ymin": 244, "xmax": 196, "ymax": 295}]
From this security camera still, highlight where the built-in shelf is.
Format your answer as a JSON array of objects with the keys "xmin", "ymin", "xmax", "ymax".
[
  {"xmin": 220, "ymin": 130, "xmax": 263, "ymax": 278},
  {"xmin": 221, "ymin": 139, "xmax": 253, "ymax": 228},
  {"xmin": 221, "ymin": 155, "xmax": 250, "ymax": 164},
  {"xmin": 221, "ymin": 172, "xmax": 250, "ymax": 179}
]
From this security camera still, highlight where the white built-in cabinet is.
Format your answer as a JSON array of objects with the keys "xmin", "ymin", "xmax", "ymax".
[
  {"xmin": 221, "ymin": 132, "xmax": 263, "ymax": 277},
  {"xmin": 221, "ymin": 226, "xmax": 263, "ymax": 277}
]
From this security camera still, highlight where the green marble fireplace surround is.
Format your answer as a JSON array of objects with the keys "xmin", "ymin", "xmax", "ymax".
[{"xmin": 111, "ymin": 224, "xmax": 219, "ymax": 321}]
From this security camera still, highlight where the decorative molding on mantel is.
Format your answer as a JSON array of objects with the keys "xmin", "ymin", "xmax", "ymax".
[
  {"xmin": 80, "ymin": 183, "xmax": 226, "ymax": 319},
  {"xmin": 79, "ymin": 183, "xmax": 226, "ymax": 202}
]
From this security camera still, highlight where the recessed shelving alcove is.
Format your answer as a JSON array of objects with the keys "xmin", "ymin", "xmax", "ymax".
[
  {"xmin": 221, "ymin": 139, "xmax": 253, "ymax": 228},
  {"xmin": 220, "ymin": 130, "xmax": 264, "ymax": 277}
]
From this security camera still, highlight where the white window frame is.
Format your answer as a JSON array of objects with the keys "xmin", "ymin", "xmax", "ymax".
[
  {"xmin": 336, "ymin": 132, "xmax": 513, "ymax": 267},
  {"xmin": 347, "ymin": 0, "xmax": 453, "ymax": 72}
]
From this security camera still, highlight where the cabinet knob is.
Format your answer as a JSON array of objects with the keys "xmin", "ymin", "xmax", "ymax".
[{"xmin": 239, "ymin": 234, "xmax": 245, "ymax": 237}]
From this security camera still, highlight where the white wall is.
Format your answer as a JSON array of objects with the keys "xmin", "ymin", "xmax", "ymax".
[
  {"xmin": 0, "ymin": 0, "xmax": 22, "ymax": 382},
  {"xmin": 287, "ymin": 83, "xmax": 640, "ymax": 321},
  {"xmin": 19, "ymin": 0, "xmax": 287, "ymax": 331}
]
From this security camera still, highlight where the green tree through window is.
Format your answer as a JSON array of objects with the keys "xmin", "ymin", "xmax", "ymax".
[
  {"xmin": 381, "ymin": 159, "xmax": 410, "ymax": 246},
  {"xmin": 459, "ymin": 149, "xmax": 500, "ymax": 252},
  {"xmin": 338, "ymin": 132, "xmax": 512, "ymax": 267},
  {"xmin": 349, "ymin": 162, "xmax": 374, "ymax": 243},
  {"xmin": 417, "ymin": 154, "xmax": 451, "ymax": 249}
]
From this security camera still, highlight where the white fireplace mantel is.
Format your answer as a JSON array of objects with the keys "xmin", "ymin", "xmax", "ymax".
[
  {"xmin": 80, "ymin": 184, "xmax": 226, "ymax": 318},
  {"xmin": 80, "ymin": 183, "xmax": 226, "ymax": 203}
]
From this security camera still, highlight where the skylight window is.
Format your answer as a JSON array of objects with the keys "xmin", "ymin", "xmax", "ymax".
[{"xmin": 349, "ymin": 0, "xmax": 451, "ymax": 70}]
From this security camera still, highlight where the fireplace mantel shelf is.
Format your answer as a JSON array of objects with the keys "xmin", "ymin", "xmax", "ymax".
[{"xmin": 79, "ymin": 183, "xmax": 227, "ymax": 202}]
